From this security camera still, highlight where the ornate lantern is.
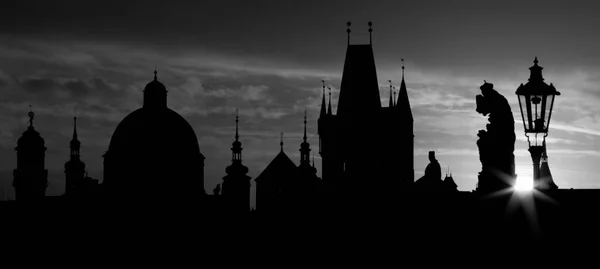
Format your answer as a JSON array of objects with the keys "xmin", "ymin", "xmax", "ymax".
[{"xmin": 515, "ymin": 57, "xmax": 560, "ymax": 189}]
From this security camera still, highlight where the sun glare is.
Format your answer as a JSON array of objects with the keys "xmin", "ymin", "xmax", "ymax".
[{"xmin": 514, "ymin": 175, "xmax": 534, "ymax": 192}]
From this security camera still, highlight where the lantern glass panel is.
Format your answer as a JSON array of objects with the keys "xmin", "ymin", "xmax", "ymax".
[
  {"xmin": 518, "ymin": 94, "xmax": 530, "ymax": 131},
  {"xmin": 543, "ymin": 94, "xmax": 555, "ymax": 131}
]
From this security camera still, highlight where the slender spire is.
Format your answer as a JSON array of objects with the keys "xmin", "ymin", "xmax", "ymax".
[
  {"xmin": 393, "ymin": 91, "xmax": 397, "ymax": 107},
  {"xmin": 69, "ymin": 116, "xmax": 81, "ymax": 157},
  {"xmin": 397, "ymin": 59, "xmax": 413, "ymax": 120},
  {"xmin": 320, "ymin": 80, "xmax": 327, "ymax": 117},
  {"xmin": 280, "ymin": 132, "xmax": 284, "ymax": 151},
  {"xmin": 303, "ymin": 110, "xmax": 308, "ymax": 142},
  {"xmin": 388, "ymin": 80, "xmax": 394, "ymax": 108},
  {"xmin": 327, "ymin": 87, "xmax": 332, "ymax": 115},
  {"xmin": 154, "ymin": 67, "xmax": 158, "ymax": 81},
  {"xmin": 235, "ymin": 108, "xmax": 239, "ymax": 141},
  {"xmin": 368, "ymin": 21, "xmax": 373, "ymax": 45},
  {"xmin": 73, "ymin": 116, "xmax": 78, "ymax": 141},
  {"xmin": 28, "ymin": 105, "xmax": 34, "ymax": 127},
  {"xmin": 346, "ymin": 21, "xmax": 351, "ymax": 46}
]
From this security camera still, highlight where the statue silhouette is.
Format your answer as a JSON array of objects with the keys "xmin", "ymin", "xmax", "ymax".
[
  {"xmin": 415, "ymin": 151, "xmax": 443, "ymax": 190},
  {"xmin": 475, "ymin": 81, "xmax": 516, "ymax": 192}
]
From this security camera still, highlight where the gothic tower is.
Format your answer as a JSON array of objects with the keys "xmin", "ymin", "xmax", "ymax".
[
  {"xmin": 64, "ymin": 117, "xmax": 87, "ymax": 196},
  {"xmin": 222, "ymin": 110, "xmax": 251, "ymax": 215},
  {"xmin": 13, "ymin": 108, "xmax": 48, "ymax": 201},
  {"xmin": 319, "ymin": 23, "xmax": 414, "ymax": 195}
]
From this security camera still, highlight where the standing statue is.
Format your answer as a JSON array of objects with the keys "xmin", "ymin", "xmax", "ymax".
[{"xmin": 475, "ymin": 81, "xmax": 516, "ymax": 193}]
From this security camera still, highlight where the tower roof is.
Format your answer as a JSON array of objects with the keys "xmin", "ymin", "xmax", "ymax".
[
  {"xmin": 70, "ymin": 116, "xmax": 81, "ymax": 151},
  {"xmin": 396, "ymin": 60, "xmax": 413, "ymax": 121},
  {"xmin": 320, "ymin": 81, "xmax": 327, "ymax": 118},
  {"xmin": 17, "ymin": 108, "xmax": 45, "ymax": 149},
  {"xmin": 143, "ymin": 70, "xmax": 168, "ymax": 109},
  {"xmin": 337, "ymin": 44, "xmax": 381, "ymax": 117}
]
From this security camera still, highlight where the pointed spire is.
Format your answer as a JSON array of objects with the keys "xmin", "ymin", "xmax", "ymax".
[
  {"xmin": 320, "ymin": 80, "xmax": 327, "ymax": 117},
  {"xmin": 388, "ymin": 80, "xmax": 394, "ymax": 108},
  {"xmin": 73, "ymin": 116, "xmax": 78, "ymax": 141},
  {"xmin": 393, "ymin": 91, "xmax": 397, "ymax": 107},
  {"xmin": 303, "ymin": 110, "xmax": 308, "ymax": 142},
  {"xmin": 154, "ymin": 67, "xmax": 158, "ymax": 81},
  {"xmin": 235, "ymin": 108, "xmax": 239, "ymax": 141},
  {"xmin": 346, "ymin": 21, "xmax": 351, "ymax": 46},
  {"xmin": 534, "ymin": 56, "xmax": 538, "ymax": 65},
  {"xmin": 70, "ymin": 116, "xmax": 81, "ymax": 157},
  {"xmin": 28, "ymin": 105, "xmax": 34, "ymax": 127},
  {"xmin": 279, "ymin": 132, "xmax": 285, "ymax": 152},
  {"xmin": 397, "ymin": 59, "xmax": 413, "ymax": 120},
  {"xmin": 327, "ymin": 87, "xmax": 332, "ymax": 115},
  {"xmin": 368, "ymin": 21, "xmax": 373, "ymax": 45},
  {"xmin": 231, "ymin": 110, "xmax": 243, "ymax": 162}
]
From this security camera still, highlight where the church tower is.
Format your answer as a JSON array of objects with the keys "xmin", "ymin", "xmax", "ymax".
[
  {"xmin": 64, "ymin": 117, "xmax": 87, "ymax": 196},
  {"xmin": 13, "ymin": 108, "xmax": 48, "ymax": 201},
  {"xmin": 319, "ymin": 22, "xmax": 414, "ymax": 195},
  {"xmin": 298, "ymin": 111, "xmax": 319, "ymax": 195},
  {"xmin": 222, "ymin": 110, "xmax": 251, "ymax": 215}
]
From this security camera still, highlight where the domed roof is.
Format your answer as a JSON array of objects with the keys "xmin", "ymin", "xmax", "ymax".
[
  {"xmin": 17, "ymin": 126, "xmax": 45, "ymax": 149},
  {"xmin": 144, "ymin": 77, "xmax": 167, "ymax": 94},
  {"xmin": 108, "ymin": 107, "xmax": 202, "ymax": 156}
]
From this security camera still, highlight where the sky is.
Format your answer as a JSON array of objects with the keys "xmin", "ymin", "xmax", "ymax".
[{"xmin": 2, "ymin": 0, "xmax": 600, "ymax": 205}]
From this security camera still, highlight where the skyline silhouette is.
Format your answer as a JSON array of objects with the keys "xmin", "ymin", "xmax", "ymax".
[{"xmin": 2, "ymin": 1, "xmax": 600, "ymax": 212}]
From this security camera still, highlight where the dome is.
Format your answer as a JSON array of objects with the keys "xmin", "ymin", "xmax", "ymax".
[
  {"xmin": 103, "ymin": 72, "xmax": 205, "ymax": 200},
  {"xmin": 144, "ymin": 79, "xmax": 167, "ymax": 94},
  {"xmin": 104, "ymin": 107, "xmax": 205, "ymax": 195},
  {"xmin": 17, "ymin": 126, "xmax": 45, "ymax": 150}
]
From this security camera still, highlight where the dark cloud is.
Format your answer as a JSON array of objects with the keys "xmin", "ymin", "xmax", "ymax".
[{"xmin": 19, "ymin": 77, "xmax": 59, "ymax": 93}]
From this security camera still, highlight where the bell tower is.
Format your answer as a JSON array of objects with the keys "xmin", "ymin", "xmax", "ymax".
[
  {"xmin": 64, "ymin": 117, "xmax": 87, "ymax": 196},
  {"xmin": 13, "ymin": 107, "xmax": 48, "ymax": 201}
]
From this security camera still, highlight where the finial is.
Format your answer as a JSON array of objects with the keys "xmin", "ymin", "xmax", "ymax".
[
  {"xmin": 393, "ymin": 91, "xmax": 397, "ymax": 107},
  {"xmin": 280, "ymin": 132, "xmax": 284, "ymax": 151},
  {"xmin": 368, "ymin": 21, "xmax": 373, "ymax": 45},
  {"xmin": 28, "ymin": 105, "xmax": 34, "ymax": 127},
  {"xmin": 346, "ymin": 21, "xmax": 351, "ymax": 46},
  {"xmin": 154, "ymin": 67, "xmax": 158, "ymax": 81},
  {"xmin": 303, "ymin": 110, "xmax": 307, "ymax": 142},
  {"xmin": 401, "ymin": 58, "xmax": 405, "ymax": 79},
  {"xmin": 235, "ymin": 108, "xmax": 239, "ymax": 141},
  {"xmin": 534, "ymin": 57, "xmax": 538, "ymax": 65}
]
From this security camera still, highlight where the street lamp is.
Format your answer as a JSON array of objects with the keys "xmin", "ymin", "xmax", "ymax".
[{"xmin": 515, "ymin": 57, "xmax": 560, "ymax": 189}]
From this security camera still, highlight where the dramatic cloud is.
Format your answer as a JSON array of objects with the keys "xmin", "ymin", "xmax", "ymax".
[{"xmin": 3, "ymin": 1, "xmax": 600, "ymax": 203}]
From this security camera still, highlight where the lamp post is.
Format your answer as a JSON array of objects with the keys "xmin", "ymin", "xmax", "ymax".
[{"xmin": 515, "ymin": 57, "xmax": 560, "ymax": 189}]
